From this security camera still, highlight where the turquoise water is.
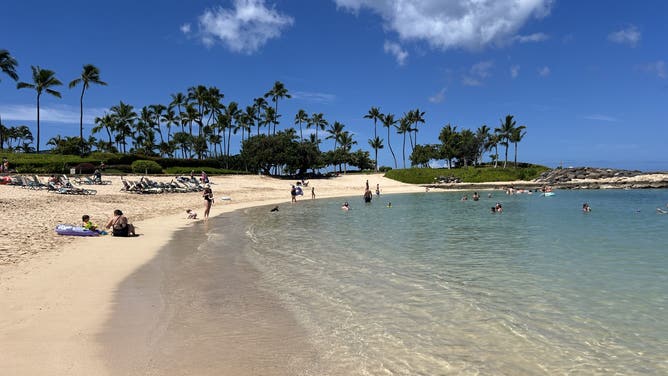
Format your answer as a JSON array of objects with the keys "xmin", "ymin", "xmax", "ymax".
[{"xmin": 233, "ymin": 190, "xmax": 668, "ymax": 375}]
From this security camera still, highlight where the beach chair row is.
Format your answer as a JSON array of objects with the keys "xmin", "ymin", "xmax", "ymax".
[
  {"xmin": 10, "ymin": 174, "xmax": 97, "ymax": 195},
  {"xmin": 120, "ymin": 177, "xmax": 204, "ymax": 194}
]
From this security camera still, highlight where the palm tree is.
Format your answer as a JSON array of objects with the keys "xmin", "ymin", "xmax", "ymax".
[
  {"xmin": 161, "ymin": 108, "xmax": 178, "ymax": 141},
  {"xmin": 169, "ymin": 92, "xmax": 187, "ymax": 132},
  {"xmin": 68, "ymin": 64, "xmax": 107, "ymax": 154},
  {"xmin": 495, "ymin": 115, "xmax": 517, "ymax": 168},
  {"xmin": 438, "ymin": 124, "xmax": 458, "ymax": 169},
  {"xmin": 17, "ymin": 66, "xmax": 63, "ymax": 153},
  {"xmin": 475, "ymin": 124, "xmax": 491, "ymax": 165},
  {"xmin": 486, "ymin": 133, "xmax": 501, "ymax": 168},
  {"xmin": 224, "ymin": 101, "xmax": 240, "ymax": 157},
  {"xmin": 368, "ymin": 136, "xmax": 384, "ymax": 171},
  {"xmin": 307, "ymin": 113, "xmax": 327, "ymax": 145},
  {"xmin": 408, "ymin": 108, "xmax": 425, "ymax": 149},
  {"xmin": 149, "ymin": 104, "xmax": 166, "ymax": 144},
  {"xmin": 0, "ymin": 51, "xmax": 19, "ymax": 149},
  {"xmin": 510, "ymin": 125, "xmax": 527, "ymax": 167},
  {"xmin": 187, "ymin": 85, "xmax": 208, "ymax": 135},
  {"xmin": 326, "ymin": 121, "xmax": 345, "ymax": 150},
  {"xmin": 294, "ymin": 109, "xmax": 309, "ymax": 142},
  {"xmin": 264, "ymin": 81, "xmax": 291, "ymax": 134},
  {"xmin": 382, "ymin": 113, "xmax": 398, "ymax": 168},
  {"xmin": 0, "ymin": 49, "xmax": 19, "ymax": 82},
  {"xmin": 396, "ymin": 116, "xmax": 411, "ymax": 168},
  {"xmin": 253, "ymin": 97, "xmax": 268, "ymax": 135},
  {"xmin": 364, "ymin": 107, "xmax": 383, "ymax": 171},
  {"xmin": 92, "ymin": 113, "xmax": 115, "ymax": 150},
  {"xmin": 337, "ymin": 131, "xmax": 357, "ymax": 174},
  {"xmin": 109, "ymin": 101, "xmax": 136, "ymax": 153}
]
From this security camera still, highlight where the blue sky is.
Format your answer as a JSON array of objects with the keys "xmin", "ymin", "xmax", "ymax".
[{"xmin": 1, "ymin": 0, "xmax": 666, "ymax": 170}]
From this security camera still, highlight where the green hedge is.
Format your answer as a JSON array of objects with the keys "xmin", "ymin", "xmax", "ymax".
[
  {"xmin": 131, "ymin": 160, "xmax": 163, "ymax": 174},
  {"xmin": 385, "ymin": 165, "xmax": 550, "ymax": 184}
]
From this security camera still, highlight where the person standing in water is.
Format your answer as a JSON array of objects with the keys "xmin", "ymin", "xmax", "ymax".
[
  {"xmin": 311, "ymin": 186, "xmax": 315, "ymax": 200},
  {"xmin": 203, "ymin": 184, "xmax": 214, "ymax": 219}
]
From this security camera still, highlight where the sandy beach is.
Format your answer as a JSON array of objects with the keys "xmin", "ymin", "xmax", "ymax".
[{"xmin": 0, "ymin": 173, "xmax": 423, "ymax": 375}]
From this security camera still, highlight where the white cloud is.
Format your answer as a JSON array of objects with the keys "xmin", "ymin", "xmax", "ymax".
[
  {"xmin": 583, "ymin": 114, "xmax": 619, "ymax": 122},
  {"xmin": 510, "ymin": 64, "xmax": 520, "ymax": 78},
  {"xmin": 197, "ymin": 0, "xmax": 294, "ymax": 53},
  {"xmin": 428, "ymin": 88, "xmax": 446, "ymax": 103},
  {"xmin": 608, "ymin": 25, "xmax": 640, "ymax": 47},
  {"xmin": 513, "ymin": 32, "xmax": 549, "ymax": 43},
  {"xmin": 180, "ymin": 23, "xmax": 192, "ymax": 34},
  {"xmin": 334, "ymin": 0, "xmax": 553, "ymax": 50},
  {"xmin": 0, "ymin": 104, "xmax": 107, "ymax": 125},
  {"xmin": 538, "ymin": 66, "xmax": 550, "ymax": 77},
  {"xmin": 383, "ymin": 41, "xmax": 408, "ymax": 65},
  {"xmin": 637, "ymin": 60, "xmax": 667, "ymax": 79},
  {"xmin": 462, "ymin": 60, "xmax": 493, "ymax": 86},
  {"xmin": 292, "ymin": 91, "xmax": 337, "ymax": 104}
]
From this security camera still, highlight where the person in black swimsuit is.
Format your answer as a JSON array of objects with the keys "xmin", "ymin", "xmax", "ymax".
[{"xmin": 203, "ymin": 184, "xmax": 214, "ymax": 219}]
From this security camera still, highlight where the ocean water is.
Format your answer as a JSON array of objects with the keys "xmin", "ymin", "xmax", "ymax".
[{"xmin": 225, "ymin": 190, "xmax": 667, "ymax": 375}]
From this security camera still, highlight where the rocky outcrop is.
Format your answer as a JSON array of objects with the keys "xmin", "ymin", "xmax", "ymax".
[
  {"xmin": 535, "ymin": 167, "xmax": 643, "ymax": 184},
  {"xmin": 425, "ymin": 167, "xmax": 668, "ymax": 190}
]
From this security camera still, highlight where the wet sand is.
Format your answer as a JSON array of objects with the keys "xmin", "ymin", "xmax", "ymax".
[{"xmin": 99, "ymin": 213, "xmax": 320, "ymax": 375}]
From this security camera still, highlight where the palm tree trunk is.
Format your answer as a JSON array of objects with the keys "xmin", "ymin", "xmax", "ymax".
[
  {"xmin": 514, "ymin": 142, "xmax": 518, "ymax": 167},
  {"xmin": 79, "ymin": 87, "xmax": 85, "ymax": 154},
  {"xmin": 504, "ymin": 144, "xmax": 509, "ymax": 168},
  {"xmin": 387, "ymin": 127, "xmax": 397, "ymax": 168},
  {"xmin": 36, "ymin": 94, "xmax": 41, "ymax": 153},
  {"xmin": 402, "ymin": 133, "xmax": 406, "ymax": 169}
]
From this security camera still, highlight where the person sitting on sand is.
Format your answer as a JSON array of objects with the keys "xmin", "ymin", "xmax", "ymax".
[
  {"xmin": 105, "ymin": 209, "xmax": 135, "ymax": 237},
  {"xmin": 582, "ymin": 203, "xmax": 592, "ymax": 212},
  {"xmin": 186, "ymin": 209, "xmax": 197, "ymax": 219},
  {"xmin": 82, "ymin": 215, "xmax": 106, "ymax": 234}
]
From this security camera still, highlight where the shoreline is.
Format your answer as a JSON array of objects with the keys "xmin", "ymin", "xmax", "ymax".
[{"xmin": 0, "ymin": 173, "xmax": 422, "ymax": 375}]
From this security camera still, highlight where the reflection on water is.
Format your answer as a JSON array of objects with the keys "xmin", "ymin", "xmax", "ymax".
[{"xmin": 237, "ymin": 190, "xmax": 668, "ymax": 375}]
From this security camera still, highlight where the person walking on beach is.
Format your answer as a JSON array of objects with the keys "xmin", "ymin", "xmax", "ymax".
[
  {"xmin": 311, "ymin": 186, "xmax": 315, "ymax": 200},
  {"xmin": 291, "ymin": 185, "xmax": 297, "ymax": 203},
  {"xmin": 376, "ymin": 183, "xmax": 380, "ymax": 196},
  {"xmin": 203, "ymin": 184, "xmax": 214, "ymax": 219}
]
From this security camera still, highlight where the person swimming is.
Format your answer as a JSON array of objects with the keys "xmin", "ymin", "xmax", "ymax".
[
  {"xmin": 582, "ymin": 203, "xmax": 591, "ymax": 212},
  {"xmin": 341, "ymin": 202, "xmax": 350, "ymax": 211},
  {"xmin": 387, "ymin": 202, "xmax": 392, "ymax": 208}
]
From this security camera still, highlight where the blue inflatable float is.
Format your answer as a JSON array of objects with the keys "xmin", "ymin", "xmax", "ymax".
[{"xmin": 55, "ymin": 224, "xmax": 100, "ymax": 237}]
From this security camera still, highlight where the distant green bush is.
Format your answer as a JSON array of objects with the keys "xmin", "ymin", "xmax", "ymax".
[
  {"xmin": 131, "ymin": 160, "xmax": 163, "ymax": 174},
  {"xmin": 385, "ymin": 165, "xmax": 550, "ymax": 184}
]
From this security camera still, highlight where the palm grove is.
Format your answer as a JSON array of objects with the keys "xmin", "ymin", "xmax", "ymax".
[{"xmin": 0, "ymin": 49, "xmax": 528, "ymax": 174}]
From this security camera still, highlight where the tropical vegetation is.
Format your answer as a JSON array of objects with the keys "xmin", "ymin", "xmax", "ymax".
[{"xmin": 1, "ymin": 48, "xmax": 533, "ymax": 177}]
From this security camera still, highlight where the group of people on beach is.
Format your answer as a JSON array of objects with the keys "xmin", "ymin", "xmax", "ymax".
[{"xmin": 81, "ymin": 210, "xmax": 135, "ymax": 237}]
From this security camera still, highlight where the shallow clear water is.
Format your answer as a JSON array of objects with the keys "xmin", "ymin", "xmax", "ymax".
[{"xmin": 233, "ymin": 190, "xmax": 668, "ymax": 375}]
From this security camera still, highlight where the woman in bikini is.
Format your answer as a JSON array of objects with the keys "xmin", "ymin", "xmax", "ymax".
[
  {"xmin": 105, "ymin": 209, "xmax": 136, "ymax": 236},
  {"xmin": 203, "ymin": 184, "xmax": 214, "ymax": 218}
]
